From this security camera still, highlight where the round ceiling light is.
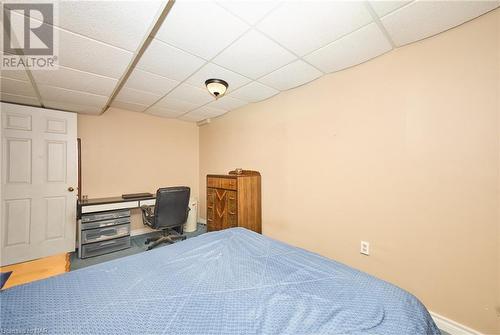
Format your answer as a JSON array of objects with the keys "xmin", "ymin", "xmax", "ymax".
[{"xmin": 205, "ymin": 79, "xmax": 228, "ymax": 99}]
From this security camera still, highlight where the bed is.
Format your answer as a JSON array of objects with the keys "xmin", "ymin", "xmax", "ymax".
[{"xmin": 1, "ymin": 228, "xmax": 439, "ymax": 334}]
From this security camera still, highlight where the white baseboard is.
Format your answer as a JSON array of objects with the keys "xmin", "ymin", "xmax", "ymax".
[
  {"xmin": 198, "ymin": 217, "xmax": 206, "ymax": 225},
  {"xmin": 430, "ymin": 311, "xmax": 484, "ymax": 335}
]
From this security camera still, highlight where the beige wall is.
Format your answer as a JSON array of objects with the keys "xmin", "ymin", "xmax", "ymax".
[
  {"xmin": 199, "ymin": 10, "xmax": 500, "ymax": 334},
  {"xmin": 78, "ymin": 108, "xmax": 199, "ymax": 230}
]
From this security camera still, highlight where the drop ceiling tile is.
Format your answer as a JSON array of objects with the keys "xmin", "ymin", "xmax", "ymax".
[
  {"xmin": 0, "ymin": 68, "xmax": 30, "ymax": 81},
  {"xmin": 0, "ymin": 77, "xmax": 36, "ymax": 97},
  {"xmin": 0, "ymin": 92, "xmax": 40, "ymax": 107},
  {"xmin": 137, "ymin": 39, "xmax": 205, "ymax": 81},
  {"xmin": 8, "ymin": 12, "xmax": 133, "ymax": 79},
  {"xmin": 115, "ymin": 87, "xmax": 161, "ymax": 106},
  {"xmin": 111, "ymin": 100, "xmax": 148, "ymax": 113},
  {"xmin": 156, "ymin": 97, "xmax": 201, "ymax": 112},
  {"xmin": 229, "ymin": 81, "xmax": 279, "ymax": 103},
  {"xmin": 257, "ymin": 1, "xmax": 373, "ymax": 56},
  {"xmin": 259, "ymin": 60, "xmax": 322, "ymax": 91},
  {"xmin": 58, "ymin": 27, "xmax": 133, "ymax": 79},
  {"xmin": 38, "ymin": 85, "xmax": 107, "ymax": 108},
  {"xmin": 31, "ymin": 66, "xmax": 117, "ymax": 96},
  {"xmin": 125, "ymin": 69, "xmax": 179, "ymax": 95},
  {"xmin": 146, "ymin": 105, "xmax": 185, "ymax": 118},
  {"xmin": 155, "ymin": 1, "xmax": 248, "ymax": 60},
  {"xmin": 369, "ymin": 1, "xmax": 413, "ymax": 17},
  {"xmin": 216, "ymin": 0, "xmax": 279, "ymax": 25},
  {"xmin": 213, "ymin": 30, "xmax": 296, "ymax": 79},
  {"xmin": 304, "ymin": 23, "xmax": 392, "ymax": 74},
  {"xmin": 178, "ymin": 113, "xmax": 206, "ymax": 122},
  {"xmin": 179, "ymin": 106, "xmax": 226, "ymax": 122},
  {"xmin": 191, "ymin": 106, "xmax": 227, "ymax": 117},
  {"xmin": 166, "ymin": 83, "xmax": 213, "ymax": 106},
  {"xmin": 3, "ymin": 3, "xmax": 45, "ymax": 18},
  {"xmin": 185, "ymin": 63, "xmax": 251, "ymax": 92},
  {"xmin": 58, "ymin": 1, "xmax": 165, "ymax": 51},
  {"xmin": 381, "ymin": 0, "xmax": 500, "ymax": 46},
  {"xmin": 44, "ymin": 100, "xmax": 101, "ymax": 115},
  {"xmin": 206, "ymin": 96, "xmax": 248, "ymax": 111},
  {"xmin": 4, "ymin": 10, "xmax": 26, "ymax": 49}
]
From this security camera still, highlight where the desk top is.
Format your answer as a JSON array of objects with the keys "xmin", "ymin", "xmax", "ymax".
[{"xmin": 79, "ymin": 195, "xmax": 155, "ymax": 207}]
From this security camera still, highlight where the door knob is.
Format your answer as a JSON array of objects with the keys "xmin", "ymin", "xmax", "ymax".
[{"xmin": 68, "ymin": 187, "xmax": 74, "ymax": 192}]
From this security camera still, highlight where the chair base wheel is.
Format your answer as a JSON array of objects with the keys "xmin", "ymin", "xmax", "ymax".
[{"xmin": 143, "ymin": 230, "xmax": 187, "ymax": 250}]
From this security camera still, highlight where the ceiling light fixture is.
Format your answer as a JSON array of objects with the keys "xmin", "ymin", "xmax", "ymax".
[{"xmin": 205, "ymin": 79, "xmax": 228, "ymax": 99}]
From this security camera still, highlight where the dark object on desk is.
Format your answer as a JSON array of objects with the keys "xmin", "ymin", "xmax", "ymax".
[
  {"xmin": 122, "ymin": 192, "xmax": 154, "ymax": 199},
  {"xmin": 140, "ymin": 187, "xmax": 190, "ymax": 250}
]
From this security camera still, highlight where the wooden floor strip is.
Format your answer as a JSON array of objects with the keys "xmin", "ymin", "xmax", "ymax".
[{"xmin": 1, "ymin": 253, "xmax": 70, "ymax": 289}]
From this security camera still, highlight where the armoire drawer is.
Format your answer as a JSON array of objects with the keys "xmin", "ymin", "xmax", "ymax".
[{"xmin": 207, "ymin": 177, "xmax": 237, "ymax": 190}]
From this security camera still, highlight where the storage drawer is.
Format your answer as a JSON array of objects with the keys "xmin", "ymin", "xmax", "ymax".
[
  {"xmin": 81, "ymin": 224, "xmax": 130, "ymax": 244},
  {"xmin": 82, "ymin": 217, "xmax": 130, "ymax": 230},
  {"xmin": 81, "ymin": 236, "xmax": 131, "ymax": 258},
  {"xmin": 207, "ymin": 177, "xmax": 237, "ymax": 190},
  {"xmin": 81, "ymin": 201, "xmax": 138, "ymax": 214},
  {"xmin": 81, "ymin": 209, "xmax": 130, "ymax": 223}
]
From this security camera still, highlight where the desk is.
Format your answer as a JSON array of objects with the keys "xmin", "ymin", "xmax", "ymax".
[{"xmin": 78, "ymin": 195, "xmax": 156, "ymax": 216}]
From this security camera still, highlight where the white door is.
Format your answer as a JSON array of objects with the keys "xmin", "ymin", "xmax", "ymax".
[{"xmin": 1, "ymin": 102, "xmax": 77, "ymax": 265}]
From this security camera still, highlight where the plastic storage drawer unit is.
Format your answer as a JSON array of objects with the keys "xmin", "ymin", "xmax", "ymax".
[
  {"xmin": 81, "ymin": 236, "xmax": 131, "ymax": 259},
  {"xmin": 81, "ymin": 217, "xmax": 130, "ymax": 230},
  {"xmin": 81, "ymin": 209, "xmax": 131, "ymax": 223},
  {"xmin": 81, "ymin": 224, "xmax": 130, "ymax": 244},
  {"xmin": 79, "ymin": 209, "xmax": 132, "ymax": 258}
]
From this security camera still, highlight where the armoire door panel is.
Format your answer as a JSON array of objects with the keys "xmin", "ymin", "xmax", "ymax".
[
  {"xmin": 207, "ymin": 188, "xmax": 216, "ymax": 231},
  {"xmin": 215, "ymin": 188, "xmax": 227, "ymax": 230},
  {"xmin": 227, "ymin": 190, "xmax": 237, "ymax": 229}
]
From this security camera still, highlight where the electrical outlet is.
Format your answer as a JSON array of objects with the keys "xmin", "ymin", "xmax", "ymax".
[{"xmin": 360, "ymin": 241, "xmax": 370, "ymax": 255}]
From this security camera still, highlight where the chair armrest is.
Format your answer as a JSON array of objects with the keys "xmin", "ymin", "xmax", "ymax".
[{"xmin": 140, "ymin": 205, "xmax": 154, "ymax": 227}]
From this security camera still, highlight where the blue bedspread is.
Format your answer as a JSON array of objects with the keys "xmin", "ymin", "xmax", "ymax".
[{"xmin": 1, "ymin": 228, "xmax": 439, "ymax": 334}]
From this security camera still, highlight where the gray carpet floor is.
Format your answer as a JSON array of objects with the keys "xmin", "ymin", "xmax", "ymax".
[{"xmin": 70, "ymin": 223, "xmax": 206, "ymax": 270}]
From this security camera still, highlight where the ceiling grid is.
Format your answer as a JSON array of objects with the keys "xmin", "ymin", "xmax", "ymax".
[{"xmin": 1, "ymin": 0, "xmax": 498, "ymax": 122}]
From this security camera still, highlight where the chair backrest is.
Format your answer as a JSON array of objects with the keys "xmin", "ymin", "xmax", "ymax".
[{"xmin": 152, "ymin": 187, "xmax": 190, "ymax": 230}]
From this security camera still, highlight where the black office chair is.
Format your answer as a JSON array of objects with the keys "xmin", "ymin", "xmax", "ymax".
[{"xmin": 140, "ymin": 187, "xmax": 190, "ymax": 250}]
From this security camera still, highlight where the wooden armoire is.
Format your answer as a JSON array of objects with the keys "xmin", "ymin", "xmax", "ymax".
[{"xmin": 206, "ymin": 170, "xmax": 261, "ymax": 233}]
